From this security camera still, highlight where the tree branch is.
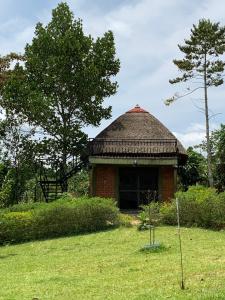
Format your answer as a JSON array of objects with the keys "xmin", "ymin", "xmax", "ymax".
[{"xmin": 164, "ymin": 87, "xmax": 204, "ymax": 105}]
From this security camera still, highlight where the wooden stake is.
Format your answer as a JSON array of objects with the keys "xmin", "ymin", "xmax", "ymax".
[{"xmin": 176, "ymin": 198, "xmax": 185, "ymax": 290}]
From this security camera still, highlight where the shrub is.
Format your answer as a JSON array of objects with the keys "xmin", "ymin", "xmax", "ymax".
[
  {"xmin": 22, "ymin": 178, "xmax": 44, "ymax": 202},
  {"xmin": 34, "ymin": 197, "xmax": 119, "ymax": 239},
  {"xmin": 214, "ymin": 192, "xmax": 225, "ymax": 228},
  {"xmin": 0, "ymin": 171, "xmax": 15, "ymax": 208},
  {"xmin": 119, "ymin": 213, "xmax": 133, "ymax": 227},
  {"xmin": 138, "ymin": 202, "xmax": 161, "ymax": 230},
  {"xmin": 0, "ymin": 165, "xmax": 35, "ymax": 207},
  {"xmin": 134, "ymin": 186, "xmax": 225, "ymax": 230},
  {"xmin": 176, "ymin": 185, "xmax": 217, "ymax": 203},
  {"xmin": 160, "ymin": 186, "xmax": 225, "ymax": 229},
  {"xmin": 6, "ymin": 201, "xmax": 47, "ymax": 212},
  {"xmin": 160, "ymin": 203, "xmax": 176, "ymax": 225},
  {"xmin": 0, "ymin": 197, "xmax": 119, "ymax": 245},
  {"xmin": 68, "ymin": 170, "xmax": 89, "ymax": 196},
  {"xmin": 0, "ymin": 211, "xmax": 34, "ymax": 244}
]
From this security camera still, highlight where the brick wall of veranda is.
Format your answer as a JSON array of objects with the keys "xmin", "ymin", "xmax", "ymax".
[
  {"xmin": 161, "ymin": 166, "xmax": 175, "ymax": 201},
  {"xmin": 92, "ymin": 165, "xmax": 117, "ymax": 198},
  {"xmin": 91, "ymin": 165, "xmax": 175, "ymax": 201}
]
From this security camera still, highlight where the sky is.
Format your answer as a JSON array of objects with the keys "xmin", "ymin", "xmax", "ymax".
[{"xmin": 0, "ymin": 0, "xmax": 224, "ymax": 148}]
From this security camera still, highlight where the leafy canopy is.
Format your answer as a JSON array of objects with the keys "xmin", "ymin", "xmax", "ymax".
[
  {"xmin": 2, "ymin": 2, "xmax": 120, "ymax": 163},
  {"xmin": 178, "ymin": 147, "xmax": 207, "ymax": 190},
  {"xmin": 165, "ymin": 19, "xmax": 225, "ymax": 105},
  {"xmin": 211, "ymin": 124, "xmax": 225, "ymax": 191}
]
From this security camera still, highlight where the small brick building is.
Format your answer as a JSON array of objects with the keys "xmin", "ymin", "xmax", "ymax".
[{"xmin": 89, "ymin": 105, "xmax": 187, "ymax": 209}]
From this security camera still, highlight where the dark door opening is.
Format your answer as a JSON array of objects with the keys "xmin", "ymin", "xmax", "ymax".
[{"xmin": 119, "ymin": 167, "xmax": 158, "ymax": 209}]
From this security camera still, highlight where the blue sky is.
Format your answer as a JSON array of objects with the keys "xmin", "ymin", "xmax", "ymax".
[{"xmin": 0, "ymin": 0, "xmax": 225, "ymax": 147}]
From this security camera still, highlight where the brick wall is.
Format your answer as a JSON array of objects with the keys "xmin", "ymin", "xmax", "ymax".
[
  {"xmin": 161, "ymin": 166, "xmax": 175, "ymax": 201},
  {"xmin": 94, "ymin": 165, "xmax": 117, "ymax": 198},
  {"xmin": 92, "ymin": 164, "xmax": 175, "ymax": 202}
]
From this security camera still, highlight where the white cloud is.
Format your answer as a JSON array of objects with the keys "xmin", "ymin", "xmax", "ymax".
[
  {"xmin": 1, "ymin": 0, "xmax": 225, "ymax": 148},
  {"xmin": 173, "ymin": 122, "xmax": 220, "ymax": 148}
]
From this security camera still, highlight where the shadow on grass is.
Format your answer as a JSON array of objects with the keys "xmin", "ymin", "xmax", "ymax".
[
  {"xmin": 139, "ymin": 243, "xmax": 168, "ymax": 254},
  {"xmin": 0, "ymin": 253, "xmax": 17, "ymax": 259},
  {"xmin": 0, "ymin": 225, "xmax": 119, "ymax": 248}
]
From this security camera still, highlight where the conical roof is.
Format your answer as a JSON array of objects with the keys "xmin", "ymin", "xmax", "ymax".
[{"xmin": 92, "ymin": 105, "xmax": 187, "ymax": 160}]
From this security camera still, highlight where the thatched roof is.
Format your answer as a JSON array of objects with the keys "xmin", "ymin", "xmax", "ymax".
[{"xmin": 91, "ymin": 105, "xmax": 187, "ymax": 160}]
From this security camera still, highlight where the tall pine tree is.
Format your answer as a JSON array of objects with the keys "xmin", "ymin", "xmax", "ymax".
[{"xmin": 165, "ymin": 19, "xmax": 225, "ymax": 187}]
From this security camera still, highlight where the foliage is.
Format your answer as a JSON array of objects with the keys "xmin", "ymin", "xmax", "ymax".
[
  {"xmin": 2, "ymin": 2, "xmax": 120, "ymax": 185},
  {"xmin": 211, "ymin": 124, "xmax": 225, "ymax": 191},
  {"xmin": 0, "ymin": 115, "xmax": 36, "ymax": 164},
  {"xmin": 196, "ymin": 124, "xmax": 225, "ymax": 191},
  {"xmin": 0, "ymin": 116, "xmax": 38, "ymax": 206},
  {"xmin": 118, "ymin": 213, "xmax": 133, "ymax": 227},
  {"xmin": 0, "ymin": 164, "xmax": 38, "ymax": 207},
  {"xmin": 0, "ymin": 53, "xmax": 23, "ymax": 92},
  {"xmin": 135, "ymin": 186, "xmax": 225, "ymax": 230},
  {"xmin": 22, "ymin": 177, "xmax": 44, "ymax": 202},
  {"xmin": 140, "ymin": 243, "xmax": 167, "ymax": 253},
  {"xmin": 2, "ymin": 200, "xmax": 48, "ymax": 213},
  {"xmin": 165, "ymin": 19, "xmax": 225, "ymax": 187},
  {"xmin": 160, "ymin": 186, "xmax": 225, "ymax": 229},
  {"xmin": 137, "ymin": 202, "xmax": 161, "ymax": 230},
  {"xmin": 0, "ymin": 169, "xmax": 17, "ymax": 207},
  {"xmin": 167, "ymin": 19, "xmax": 225, "ymax": 90},
  {"xmin": 0, "ymin": 162, "xmax": 8, "ymax": 188},
  {"xmin": 159, "ymin": 203, "xmax": 176, "ymax": 225},
  {"xmin": 178, "ymin": 146, "xmax": 207, "ymax": 190},
  {"xmin": 0, "ymin": 211, "xmax": 33, "ymax": 244},
  {"xmin": 68, "ymin": 169, "xmax": 89, "ymax": 196},
  {"xmin": 0, "ymin": 196, "xmax": 119, "ymax": 244}
]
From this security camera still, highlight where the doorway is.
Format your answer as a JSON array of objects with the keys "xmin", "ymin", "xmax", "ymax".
[{"xmin": 119, "ymin": 167, "xmax": 158, "ymax": 209}]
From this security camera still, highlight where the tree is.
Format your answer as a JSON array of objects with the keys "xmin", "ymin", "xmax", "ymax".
[
  {"xmin": 0, "ymin": 162, "xmax": 8, "ymax": 190},
  {"xmin": 68, "ymin": 169, "xmax": 89, "ymax": 196},
  {"xmin": 211, "ymin": 124, "xmax": 225, "ymax": 191},
  {"xmin": 0, "ymin": 116, "xmax": 37, "ymax": 205},
  {"xmin": 165, "ymin": 19, "xmax": 225, "ymax": 187},
  {"xmin": 2, "ymin": 2, "xmax": 120, "ymax": 191},
  {"xmin": 178, "ymin": 147, "xmax": 207, "ymax": 190},
  {"xmin": 0, "ymin": 53, "xmax": 23, "ymax": 93}
]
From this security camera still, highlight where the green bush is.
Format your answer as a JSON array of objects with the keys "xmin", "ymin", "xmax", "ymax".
[
  {"xmin": 160, "ymin": 186, "xmax": 225, "ymax": 229},
  {"xmin": 176, "ymin": 185, "xmax": 217, "ymax": 203},
  {"xmin": 0, "ymin": 211, "xmax": 34, "ymax": 244},
  {"xmin": 22, "ymin": 178, "xmax": 44, "ymax": 202},
  {"xmin": 135, "ymin": 186, "xmax": 225, "ymax": 230},
  {"xmin": 1, "ymin": 192, "xmax": 73, "ymax": 214},
  {"xmin": 0, "ymin": 197, "xmax": 119, "ymax": 245},
  {"xmin": 159, "ymin": 203, "xmax": 176, "ymax": 226},
  {"xmin": 118, "ymin": 213, "xmax": 133, "ymax": 227},
  {"xmin": 137, "ymin": 202, "xmax": 162, "ymax": 230},
  {"xmin": 68, "ymin": 170, "xmax": 89, "ymax": 196},
  {"xmin": 0, "ymin": 170, "xmax": 16, "ymax": 208},
  {"xmin": 214, "ymin": 192, "xmax": 225, "ymax": 228},
  {"xmin": 0, "ymin": 165, "xmax": 36, "ymax": 207}
]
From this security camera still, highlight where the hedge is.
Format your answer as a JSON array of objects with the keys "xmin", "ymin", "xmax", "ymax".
[
  {"xmin": 138, "ymin": 186, "xmax": 225, "ymax": 230},
  {"xmin": 0, "ymin": 196, "xmax": 119, "ymax": 245}
]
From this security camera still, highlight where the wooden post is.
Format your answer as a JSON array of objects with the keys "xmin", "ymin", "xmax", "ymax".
[{"xmin": 176, "ymin": 198, "xmax": 185, "ymax": 290}]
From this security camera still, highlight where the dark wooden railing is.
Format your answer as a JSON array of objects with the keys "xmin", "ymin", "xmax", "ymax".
[
  {"xmin": 89, "ymin": 138, "xmax": 178, "ymax": 156},
  {"xmin": 38, "ymin": 155, "xmax": 87, "ymax": 202}
]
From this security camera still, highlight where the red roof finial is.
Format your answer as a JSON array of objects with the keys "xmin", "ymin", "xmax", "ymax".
[{"xmin": 126, "ymin": 104, "xmax": 148, "ymax": 113}]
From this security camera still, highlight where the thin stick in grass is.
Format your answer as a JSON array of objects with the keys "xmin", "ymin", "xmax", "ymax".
[{"xmin": 176, "ymin": 197, "xmax": 185, "ymax": 290}]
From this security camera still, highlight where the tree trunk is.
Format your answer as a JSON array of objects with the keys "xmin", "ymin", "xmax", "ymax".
[
  {"xmin": 60, "ymin": 150, "xmax": 68, "ymax": 192},
  {"xmin": 60, "ymin": 113, "xmax": 69, "ymax": 192},
  {"xmin": 204, "ymin": 53, "xmax": 214, "ymax": 187}
]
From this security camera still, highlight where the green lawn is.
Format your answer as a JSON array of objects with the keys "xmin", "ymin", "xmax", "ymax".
[{"xmin": 1, "ymin": 226, "xmax": 225, "ymax": 300}]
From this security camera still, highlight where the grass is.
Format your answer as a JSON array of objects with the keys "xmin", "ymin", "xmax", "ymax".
[{"xmin": 1, "ymin": 226, "xmax": 225, "ymax": 299}]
